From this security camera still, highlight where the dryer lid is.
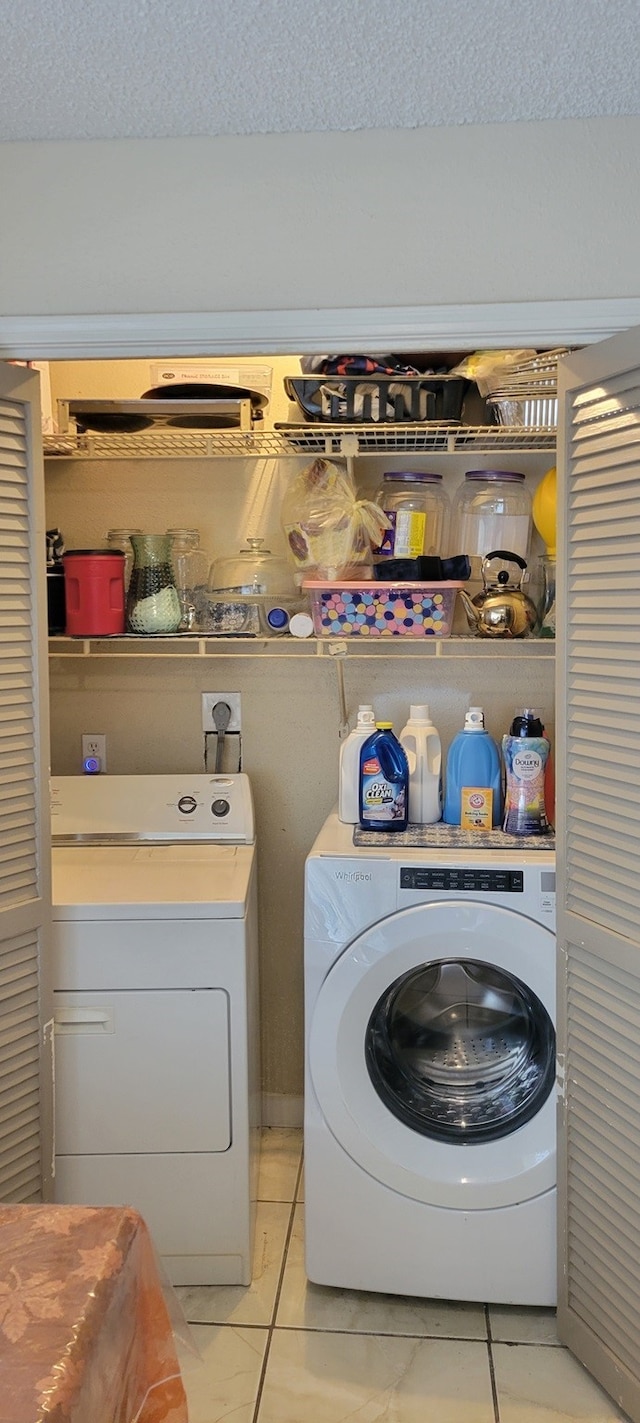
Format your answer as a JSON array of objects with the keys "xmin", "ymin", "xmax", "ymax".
[{"xmin": 51, "ymin": 841, "xmax": 255, "ymax": 919}]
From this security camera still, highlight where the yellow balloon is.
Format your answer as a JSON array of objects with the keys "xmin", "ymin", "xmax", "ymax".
[{"xmin": 532, "ymin": 465, "xmax": 556, "ymax": 556}]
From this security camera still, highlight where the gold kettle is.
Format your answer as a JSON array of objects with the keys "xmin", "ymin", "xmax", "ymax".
[{"xmin": 458, "ymin": 551, "xmax": 538, "ymax": 638}]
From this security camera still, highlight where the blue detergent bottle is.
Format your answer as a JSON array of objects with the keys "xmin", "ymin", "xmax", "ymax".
[
  {"xmin": 359, "ymin": 722, "xmax": 409, "ymax": 832},
  {"xmin": 443, "ymin": 706, "xmax": 503, "ymax": 827}
]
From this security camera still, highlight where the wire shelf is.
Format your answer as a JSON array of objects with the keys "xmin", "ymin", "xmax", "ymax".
[
  {"xmin": 275, "ymin": 423, "xmax": 557, "ymax": 455},
  {"xmin": 43, "ymin": 423, "xmax": 557, "ymax": 461},
  {"xmin": 48, "ymin": 634, "xmax": 555, "ymax": 660},
  {"xmin": 43, "ymin": 428, "xmax": 293, "ymax": 460}
]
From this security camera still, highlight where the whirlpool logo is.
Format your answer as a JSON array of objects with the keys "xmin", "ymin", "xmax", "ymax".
[{"xmin": 333, "ymin": 870, "xmax": 373, "ymax": 883}]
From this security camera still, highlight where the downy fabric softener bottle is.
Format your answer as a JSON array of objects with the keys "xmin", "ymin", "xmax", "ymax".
[{"xmin": 502, "ymin": 708, "xmax": 551, "ymax": 836}]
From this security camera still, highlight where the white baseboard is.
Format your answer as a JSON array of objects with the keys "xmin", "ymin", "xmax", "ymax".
[{"xmin": 262, "ymin": 1093, "xmax": 304, "ymax": 1129}]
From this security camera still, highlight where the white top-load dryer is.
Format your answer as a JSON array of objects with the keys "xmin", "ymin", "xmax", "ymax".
[{"xmin": 50, "ymin": 773, "xmax": 259, "ymax": 1287}]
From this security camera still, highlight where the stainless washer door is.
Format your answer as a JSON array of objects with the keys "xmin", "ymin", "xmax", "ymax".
[{"xmin": 308, "ymin": 899, "xmax": 556, "ymax": 1209}]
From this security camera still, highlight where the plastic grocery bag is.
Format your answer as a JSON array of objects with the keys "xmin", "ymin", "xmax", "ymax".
[
  {"xmin": 449, "ymin": 350, "xmax": 537, "ymax": 397},
  {"xmin": 281, "ymin": 458, "xmax": 389, "ymax": 582}
]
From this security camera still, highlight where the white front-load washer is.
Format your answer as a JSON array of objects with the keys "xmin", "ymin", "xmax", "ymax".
[
  {"xmin": 304, "ymin": 812, "xmax": 556, "ymax": 1305},
  {"xmin": 50, "ymin": 773, "xmax": 260, "ymax": 1288}
]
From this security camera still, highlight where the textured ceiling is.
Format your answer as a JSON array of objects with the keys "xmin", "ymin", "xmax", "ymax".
[{"xmin": 2, "ymin": 0, "xmax": 640, "ymax": 144}]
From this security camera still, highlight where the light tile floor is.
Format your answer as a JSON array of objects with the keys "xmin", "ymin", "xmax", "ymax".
[{"xmin": 175, "ymin": 1129, "xmax": 627, "ymax": 1423}]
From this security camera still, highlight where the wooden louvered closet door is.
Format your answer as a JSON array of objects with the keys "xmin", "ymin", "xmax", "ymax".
[
  {"xmin": 556, "ymin": 327, "xmax": 640, "ymax": 1420},
  {"xmin": 0, "ymin": 363, "xmax": 52, "ymax": 1202}
]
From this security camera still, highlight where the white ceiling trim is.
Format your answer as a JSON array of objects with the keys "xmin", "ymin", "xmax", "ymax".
[{"xmin": 1, "ymin": 300, "xmax": 640, "ymax": 361}]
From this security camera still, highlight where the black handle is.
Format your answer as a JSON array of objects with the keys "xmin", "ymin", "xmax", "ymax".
[{"xmin": 484, "ymin": 549, "xmax": 527, "ymax": 570}]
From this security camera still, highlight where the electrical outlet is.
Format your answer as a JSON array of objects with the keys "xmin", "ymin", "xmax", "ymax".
[
  {"xmin": 202, "ymin": 693, "xmax": 242, "ymax": 733},
  {"xmin": 82, "ymin": 734, "xmax": 107, "ymax": 772}
]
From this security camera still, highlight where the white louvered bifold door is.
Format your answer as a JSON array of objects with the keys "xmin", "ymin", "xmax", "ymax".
[
  {"xmin": 556, "ymin": 327, "xmax": 640, "ymax": 1420},
  {"xmin": 0, "ymin": 363, "xmax": 52, "ymax": 1203}
]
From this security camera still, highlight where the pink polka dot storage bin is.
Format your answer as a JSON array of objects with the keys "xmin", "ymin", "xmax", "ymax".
[{"xmin": 302, "ymin": 582, "xmax": 463, "ymax": 638}]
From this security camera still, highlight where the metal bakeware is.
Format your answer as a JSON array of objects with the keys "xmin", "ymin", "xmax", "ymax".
[{"xmin": 487, "ymin": 394, "xmax": 558, "ymax": 428}]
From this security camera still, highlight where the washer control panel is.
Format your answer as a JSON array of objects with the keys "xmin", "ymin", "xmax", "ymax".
[{"xmin": 400, "ymin": 867, "xmax": 525, "ymax": 893}]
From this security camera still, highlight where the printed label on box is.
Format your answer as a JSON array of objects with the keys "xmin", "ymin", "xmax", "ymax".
[
  {"xmin": 460, "ymin": 788, "xmax": 493, "ymax": 831},
  {"xmin": 148, "ymin": 363, "xmax": 272, "ymax": 397}
]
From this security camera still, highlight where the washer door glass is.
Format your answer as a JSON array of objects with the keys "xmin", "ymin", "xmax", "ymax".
[{"xmin": 366, "ymin": 957, "xmax": 555, "ymax": 1144}]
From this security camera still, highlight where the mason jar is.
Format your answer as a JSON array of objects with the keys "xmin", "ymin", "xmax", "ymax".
[
  {"xmin": 106, "ymin": 528, "xmax": 143, "ymax": 593},
  {"xmin": 167, "ymin": 528, "xmax": 210, "ymax": 631}
]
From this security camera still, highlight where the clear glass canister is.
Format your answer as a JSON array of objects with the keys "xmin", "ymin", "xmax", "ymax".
[
  {"xmin": 205, "ymin": 537, "xmax": 299, "ymax": 635},
  {"xmin": 535, "ymin": 554, "xmax": 556, "ymax": 638},
  {"xmin": 451, "ymin": 470, "xmax": 532, "ymax": 562},
  {"xmin": 166, "ymin": 528, "xmax": 210, "ymax": 631},
  {"xmin": 106, "ymin": 528, "xmax": 143, "ymax": 592},
  {"xmin": 373, "ymin": 472, "xmax": 450, "ymax": 559},
  {"xmin": 126, "ymin": 534, "xmax": 182, "ymax": 634}
]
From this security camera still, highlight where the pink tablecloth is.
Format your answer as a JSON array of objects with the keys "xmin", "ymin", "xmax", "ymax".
[{"xmin": 0, "ymin": 1203, "xmax": 188, "ymax": 1423}]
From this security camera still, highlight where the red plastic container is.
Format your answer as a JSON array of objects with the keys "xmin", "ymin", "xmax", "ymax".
[{"xmin": 63, "ymin": 550, "xmax": 126, "ymax": 636}]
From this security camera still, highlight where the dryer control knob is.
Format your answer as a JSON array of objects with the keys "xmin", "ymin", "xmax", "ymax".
[
  {"xmin": 178, "ymin": 795, "xmax": 197, "ymax": 814},
  {"xmin": 211, "ymin": 798, "xmax": 230, "ymax": 818}
]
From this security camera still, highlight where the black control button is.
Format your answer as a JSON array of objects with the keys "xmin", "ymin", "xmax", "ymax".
[
  {"xmin": 177, "ymin": 795, "xmax": 197, "ymax": 814},
  {"xmin": 211, "ymin": 798, "xmax": 230, "ymax": 818}
]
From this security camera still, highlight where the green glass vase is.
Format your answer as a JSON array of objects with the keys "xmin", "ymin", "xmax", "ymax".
[{"xmin": 126, "ymin": 534, "xmax": 182, "ymax": 634}]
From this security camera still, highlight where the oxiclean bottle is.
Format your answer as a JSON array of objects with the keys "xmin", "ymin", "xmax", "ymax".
[{"xmin": 359, "ymin": 723, "xmax": 409, "ymax": 832}]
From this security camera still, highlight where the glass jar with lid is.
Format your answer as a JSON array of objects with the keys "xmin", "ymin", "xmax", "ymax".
[
  {"xmin": 106, "ymin": 529, "xmax": 143, "ymax": 592},
  {"xmin": 450, "ymin": 470, "xmax": 532, "ymax": 562},
  {"xmin": 205, "ymin": 537, "xmax": 300, "ymax": 636},
  {"xmin": 166, "ymin": 528, "xmax": 210, "ymax": 631},
  {"xmin": 373, "ymin": 472, "xmax": 450, "ymax": 562}
]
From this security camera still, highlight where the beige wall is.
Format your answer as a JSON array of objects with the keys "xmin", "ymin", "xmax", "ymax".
[
  {"xmin": 2, "ymin": 117, "xmax": 640, "ymax": 317},
  {"xmin": 45, "ymin": 376, "xmax": 555, "ymax": 1108}
]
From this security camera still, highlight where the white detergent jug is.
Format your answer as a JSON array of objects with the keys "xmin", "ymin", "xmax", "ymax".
[
  {"xmin": 399, "ymin": 705, "xmax": 442, "ymax": 824},
  {"xmin": 338, "ymin": 704, "xmax": 377, "ymax": 823}
]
